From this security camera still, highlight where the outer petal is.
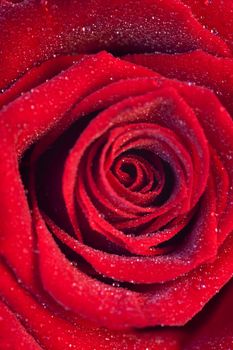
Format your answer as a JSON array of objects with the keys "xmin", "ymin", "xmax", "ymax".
[
  {"xmin": 0, "ymin": 262, "xmax": 183, "ymax": 350},
  {"xmin": 124, "ymin": 50, "xmax": 233, "ymax": 114},
  {"xmin": 184, "ymin": 278, "xmax": 233, "ymax": 349},
  {"xmin": 0, "ymin": 0, "xmax": 230, "ymax": 88},
  {"xmin": 183, "ymin": 0, "xmax": 233, "ymax": 52},
  {"xmin": 36, "ymin": 207, "xmax": 233, "ymax": 329},
  {"xmin": 0, "ymin": 301, "xmax": 42, "ymax": 350}
]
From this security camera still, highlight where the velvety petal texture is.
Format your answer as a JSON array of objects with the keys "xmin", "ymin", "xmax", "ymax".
[{"xmin": 1, "ymin": 1, "xmax": 233, "ymax": 349}]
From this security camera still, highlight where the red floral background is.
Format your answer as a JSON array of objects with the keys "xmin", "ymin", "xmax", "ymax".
[{"xmin": 1, "ymin": 1, "xmax": 233, "ymax": 349}]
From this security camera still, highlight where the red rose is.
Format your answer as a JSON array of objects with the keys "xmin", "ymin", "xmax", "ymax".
[{"xmin": 1, "ymin": 1, "xmax": 233, "ymax": 349}]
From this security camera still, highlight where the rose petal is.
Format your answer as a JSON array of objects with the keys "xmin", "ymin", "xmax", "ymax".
[
  {"xmin": 0, "ymin": 262, "xmax": 182, "ymax": 350},
  {"xmin": 0, "ymin": 0, "xmax": 230, "ymax": 88},
  {"xmin": 0, "ymin": 301, "xmax": 42, "ymax": 350},
  {"xmin": 124, "ymin": 50, "xmax": 233, "ymax": 114}
]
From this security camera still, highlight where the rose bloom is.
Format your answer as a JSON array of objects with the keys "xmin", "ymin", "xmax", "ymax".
[{"xmin": 1, "ymin": 0, "xmax": 233, "ymax": 349}]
